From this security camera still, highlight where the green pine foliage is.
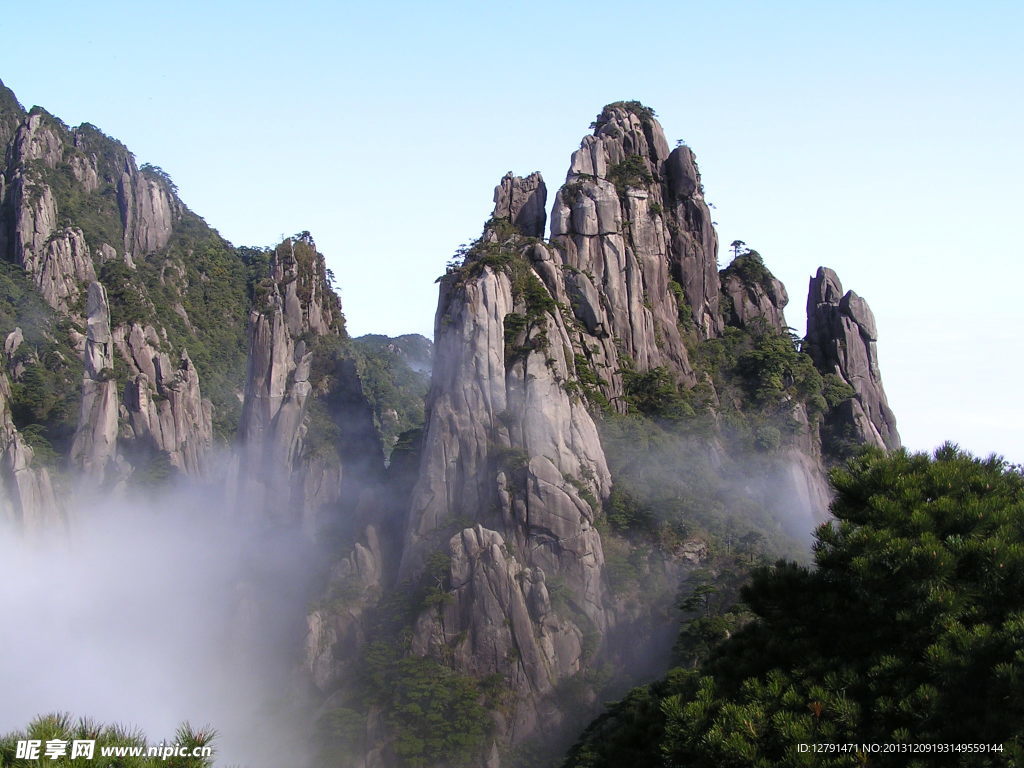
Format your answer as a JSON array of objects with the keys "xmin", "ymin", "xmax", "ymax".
[
  {"xmin": 720, "ymin": 250, "xmax": 773, "ymax": 293},
  {"xmin": 0, "ymin": 262, "xmax": 83, "ymax": 463},
  {"xmin": 351, "ymin": 334, "xmax": 431, "ymax": 459},
  {"xmin": 596, "ymin": 411, "xmax": 809, "ymax": 560},
  {"xmin": 133, "ymin": 215, "xmax": 273, "ymax": 441},
  {"xmin": 607, "ymin": 156, "xmax": 653, "ymax": 196},
  {"xmin": 364, "ymin": 647, "xmax": 489, "ymax": 768},
  {"xmin": 590, "ymin": 101, "xmax": 657, "ymax": 131},
  {"xmin": 316, "ymin": 558, "xmax": 500, "ymax": 768},
  {"xmin": 564, "ymin": 446, "xmax": 1024, "ymax": 767},
  {"xmin": 0, "ymin": 713, "xmax": 215, "ymax": 767},
  {"xmin": 687, "ymin": 323, "xmax": 831, "ymax": 453}
]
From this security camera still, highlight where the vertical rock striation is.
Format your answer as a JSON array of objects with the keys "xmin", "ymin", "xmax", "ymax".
[
  {"xmin": 806, "ymin": 267, "xmax": 900, "ymax": 451},
  {"xmin": 70, "ymin": 282, "xmax": 120, "ymax": 484},
  {"xmin": 400, "ymin": 174, "xmax": 614, "ymax": 743},
  {"xmin": 237, "ymin": 235, "xmax": 381, "ymax": 536},
  {"xmin": 120, "ymin": 334, "xmax": 213, "ymax": 477},
  {"xmin": 549, "ymin": 104, "xmax": 702, "ymax": 402},
  {"xmin": 0, "ymin": 371, "xmax": 62, "ymax": 530},
  {"xmin": 538, "ymin": 104, "xmax": 727, "ymax": 417},
  {"xmin": 720, "ymin": 252, "xmax": 790, "ymax": 331},
  {"xmin": 6, "ymin": 112, "xmax": 97, "ymax": 314}
]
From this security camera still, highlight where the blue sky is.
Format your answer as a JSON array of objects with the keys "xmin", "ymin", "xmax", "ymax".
[{"xmin": 1, "ymin": 0, "xmax": 1021, "ymax": 461}]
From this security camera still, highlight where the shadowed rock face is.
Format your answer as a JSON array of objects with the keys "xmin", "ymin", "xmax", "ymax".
[
  {"xmin": 70, "ymin": 281, "xmax": 120, "ymax": 483},
  {"xmin": 550, "ymin": 104, "xmax": 711, "ymax": 399},
  {"xmin": 720, "ymin": 254, "xmax": 790, "ymax": 332},
  {"xmin": 0, "ymin": 371, "xmax": 61, "ymax": 530},
  {"xmin": 236, "ymin": 236, "xmax": 382, "ymax": 537},
  {"xmin": 396, "ymin": 175, "xmax": 613, "ymax": 744},
  {"xmin": 493, "ymin": 172, "xmax": 547, "ymax": 238},
  {"xmin": 237, "ymin": 237, "xmax": 341, "ymax": 528},
  {"xmin": 806, "ymin": 267, "xmax": 900, "ymax": 450}
]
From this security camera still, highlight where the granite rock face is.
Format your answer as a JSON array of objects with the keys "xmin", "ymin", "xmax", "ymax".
[
  {"xmin": 720, "ymin": 253, "xmax": 790, "ymax": 331},
  {"xmin": 550, "ymin": 104, "xmax": 707, "ymax": 400},
  {"xmin": 121, "ymin": 338, "xmax": 213, "ymax": 478},
  {"xmin": 237, "ymin": 235, "xmax": 382, "ymax": 536},
  {"xmin": 493, "ymin": 172, "xmax": 547, "ymax": 238},
  {"xmin": 70, "ymin": 281, "xmax": 120, "ymax": 484},
  {"xmin": 387, "ymin": 107, "xmax": 899, "ymax": 758},
  {"xmin": 0, "ymin": 371, "xmax": 62, "ymax": 530},
  {"xmin": 398, "ymin": 180, "xmax": 615, "ymax": 744},
  {"xmin": 118, "ymin": 164, "xmax": 174, "ymax": 259},
  {"xmin": 237, "ymin": 236, "xmax": 342, "ymax": 528},
  {"xmin": 806, "ymin": 267, "xmax": 900, "ymax": 450},
  {"xmin": 0, "ymin": 89, "xmax": 222, "ymax": 515},
  {"xmin": 6, "ymin": 113, "xmax": 97, "ymax": 313},
  {"xmin": 664, "ymin": 144, "xmax": 722, "ymax": 337},
  {"xmin": 1, "ymin": 107, "xmax": 179, "ymax": 316}
]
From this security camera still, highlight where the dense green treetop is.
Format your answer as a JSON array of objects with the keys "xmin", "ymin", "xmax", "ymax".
[
  {"xmin": 564, "ymin": 445, "xmax": 1024, "ymax": 767},
  {"xmin": 0, "ymin": 713, "xmax": 214, "ymax": 767}
]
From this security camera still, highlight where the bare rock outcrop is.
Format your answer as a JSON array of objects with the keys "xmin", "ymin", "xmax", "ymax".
[
  {"xmin": 118, "ymin": 164, "xmax": 174, "ymax": 258},
  {"xmin": 0, "ymin": 371, "xmax": 62, "ymax": 530},
  {"xmin": 121, "ymin": 338, "xmax": 213, "ymax": 477},
  {"xmin": 70, "ymin": 281, "xmax": 120, "ymax": 483},
  {"xmin": 412, "ymin": 525, "xmax": 587, "ymax": 739},
  {"xmin": 399, "ymin": 178, "xmax": 613, "ymax": 748},
  {"xmin": 806, "ymin": 267, "xmax": 900, "ymax": 451},
  {"xmin": 720, "ymin": 252, "xmax": 789, "ymax": 331},
  {"xmin": 665, "ymin": 144, "xmax": 722, "ymax": 337},
  {"xmin": 6, "ymin": 113, "xmax": 98, "ymax": 313},
  {"xmin": 492, "ymin": 171, "xmax": 547, "ymax": 238},
  {"xmin": 549, "ymin": 104, "xmax": 698, "ymax": 398},
  {"xmin": 237, "ymin": 237, "xmax": 337, "ymax": 528},
  {"xmin": 1, "ymin": 106, "xmax": 181, "ymax": 315},
  {"xmin": 237, "ymin": 235, "xmax": 381, "ymax": 537}
]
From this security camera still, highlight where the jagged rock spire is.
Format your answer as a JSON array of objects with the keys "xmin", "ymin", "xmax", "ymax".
[
  {"xmin": 492, "ymin": 171, "xmax": 547, "ymax": 237},
  {"xmin": 547, "ymin": 102, "xmax": 725, "ymax": 403},
  {"xmin": 720, "ymin": 250, "xmax": 790, "ymax": 331},
  {"xmin": 806, "ymin": 267, "xmax": 900, "ymax": 450},
  {"xmin": 70, "ymin": 281, "xmax": 121, "ymax": 483},
  {"xmin": 236, "ymin": 235, "xmax": 381, "ymax": 535},
  {"xmin": 398, "ymin": 171, "xmax": 614, "ymax": 743}
]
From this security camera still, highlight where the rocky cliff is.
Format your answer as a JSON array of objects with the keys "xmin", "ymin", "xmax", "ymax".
[
  {"xmin": 325, "ymin": 102, "xmax": 903, "ymax": 766},
  {"xmin": 236, "ymin": 234, "xmax": 382, "ymax": 537},
  {"xmin": 547, "ymin": 103, "xmax": 710, "ymax": 405},
  {"xmin": 400, "ymin": 189, "xmax": 614, "ymax": 744},
  {"xmin": 0, "ymin": 80, "xmax": 251, "ymax": 521},
  {"xmin": 0, "ymin": 369, "xmax": 61, "ymax": 530},
  {"xmin": 806, "ymin": 266, "xmax": 900, "ymax": 452},
  {"xmin": 0, "ymin": 80, "xmax": 904, "ymax": 768},
  {"xmin": 69, "ymin": 281, "xmax": 120, "ymax": 484}
]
